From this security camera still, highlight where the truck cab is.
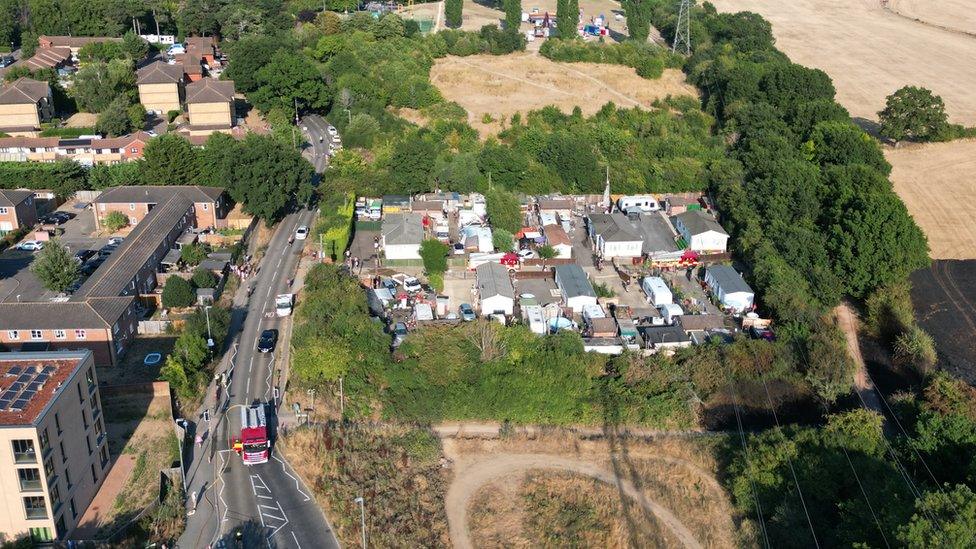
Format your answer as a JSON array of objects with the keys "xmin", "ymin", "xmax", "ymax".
[
  {"xmin": 275, "ymin": 294, "xmax": 294, "ymax": 317},
  {"xmin": 239, "ymin": 404, "xmax": 270, "ymax": 465}
]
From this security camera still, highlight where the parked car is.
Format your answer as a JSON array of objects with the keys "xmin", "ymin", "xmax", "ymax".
[
  {"xmin": 401, "ymin": 277, "xmax": 422, "ymax": 293},
  {"xmin": 516, "ymin": 248, "xmax": 535, "ymax": 259},
  {"xmin": 749, "ymin": 326, "xmax": 775, "ymax": 342},
  {"xmin": 295, "ymin": 226, "xmax": 309, "ymax": 240},
  {"xmin": 391, "ymin": 322, "xmax": 408, "ymax": 348},
  {"xmin": 453, "ymin": 243, "xmax": 465, "ymax": 255},
  {"xmin": 73, "ymin": 249, "xmax": 96, "ymax": 264},
  {"xmin": 327, "ymin": 125, "xmax": 338, "ymax": 136},
  {"xmin": 257, "ymin": 329, "xmax": 279, "ymax": 353},
  {"xmin": 15, "ymin": 240, "xmax": 44, "ymax": 251},
  {"xmin": 98, "ymin": 244, "xmax": 118, "ymax": 257},
  {"xmin": 459, "ymin": 303, "xmax": 476, "ymax": 321},
  {"xmin": 107, "ymin": 237, "xmax": 124, "ymax": 246},
  {"xmin": 41, "ymin": 211, "xmax": 71, "ymax": 225}
]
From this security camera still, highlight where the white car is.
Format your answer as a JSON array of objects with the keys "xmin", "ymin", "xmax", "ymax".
[
  {"xmin": 517, "ymin": 248, "xmax": 535, "ymax": 259},
  {"xmin": 392, "ymin": 274, "xmax": 423, "ymax": 293},
  {"xmin": 295, "ymin": 226, "xmax": 309, "ymax": 240},
  {"xmin": 16, "ymin": 240, "xmax": 44, "ymax": 251},
  {"xmin": 327, "ymin": 126, "xmax": 338, "ymax": 136}
]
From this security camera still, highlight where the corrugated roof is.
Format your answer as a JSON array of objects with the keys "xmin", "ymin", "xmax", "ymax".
[
  {"xmin": 185, "ymin": 78, "xmax": 235, "ymax": 103},
  {"xmin": 0, "ymin": 189, "xmax": 33, "ymax": 206},
  {"xmin": 382, "ymin": 213, "xmax": 423, "ymax": 246},
  {"xmin": 706, "ymin": 265, "xmax": 753, "ymax": 295},
  {"xmin": 554, "ymin": 264, "xmax": 595, "ymax": 299},
  {"xmin": 673, "ymin": 210, "xmax": 727, "ymax": 236},
  {"xmin": 75, "ymin": 194, "xmax": 192, "ymax": 298},
  {"xmin": 0, "ymin": 78, "xmax": 49, "ymax": 105},
  {"xmin": 18, "ymin": 46, "xmax": 71, "ymax": 71},
  {"xmin": 476, "ymin": 262, "xmax": 514, "ymax": 300},
  {"xmin": 543, "ymin": 224, "xmax": 571, "ymax": 246},
  {"xmin": 137, "ymin": 61, "xmax": 184, "ymax": 85}
]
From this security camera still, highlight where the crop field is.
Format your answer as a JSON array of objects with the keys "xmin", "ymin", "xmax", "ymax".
[
  {"xmin": 911, "ymin": 260, "xmax": 976, "ymax": 384},
  {"xmin": 708, "ymin": 0, "xmax": 976, "ymax": 125},
  {"xmin": 885, "ymin": 139, "xmax": 976, "ymax": 259},
  {"xmin": 887, "ymin": 0, "xmax": 976, "ymax": 36},
  {"xmin": 430, "ymin": 52, "xmax": 697, "ymax": 135}
]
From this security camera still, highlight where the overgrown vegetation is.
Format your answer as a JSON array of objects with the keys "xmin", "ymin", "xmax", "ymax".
[
  {"xmin": 159, "ymin": 307, "xmax": 230, "ymax": 403},
  {"xmin": 540, "ymin": 39, "xmax": 677, "ymax": 79},
  {"xmin": 278, "ymin": 424, "xmax": 449, "ymax": 547}
]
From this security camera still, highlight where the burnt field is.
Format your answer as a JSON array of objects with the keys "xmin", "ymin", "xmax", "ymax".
[{"xmin": 911, "ymin": 260, "xmax": 976, "ymax": 384}]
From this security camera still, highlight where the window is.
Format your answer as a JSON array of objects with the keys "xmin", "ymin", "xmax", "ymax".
[
  {"xmin": 82, "ymin": 409, "xmax": 88, "ymax": 430},
  {"xmin": 18, "ymin": 468, "xmax": 42, "ymax": 491},
  {"xmin": 85, "ymin": 435, "xmax": 91, "ymax": 455},
  {"xmin": 23, "ymin": 496, "xmax": 46, "ymax": 519},
  {"xmin": 74, "ymin": 329, "xmax": 86, "ymax": 339},
  {"xmin": 64, "ymin": 467, "xmax": 71, "ymax": 489},
  {"xmin": 49, "ymin": 483, "xmax": 61, "ymax": 508},
  {"xmin": 59, "ymin": 442, "xmax": 66, "ymax": 464},
  {"xmin": 128, "ymin": 203, "xmax": 135, "ymax": 210},
  {"xmin": 28, "ymin": 527, "xmax": 52, "ymax": 542},
  {"xmin": 54, "ymin": 329, "xmax": 66, "ymax": 340},
  {"xmin": 130, "ymin": 147, "xmax": 138, "ymax": 153},
  {"xmin": 202, "ymin": 203, "xmax": 209, "ymax": 211},
  {"xmin": 7, "ymin": 330, "xmax": 19, "ymax": 340},
  {"xmin": 99, "ymin": 445, "xmax": 108, "ymax": 468},
  {"xmin": 54, "ymin": 413, "xmax": 61, "ymax": 435},
  {"xmin": 86, "ymin": 367, "xmax": 95, "ymax": 392},
  {"xmin": 90, "ymin": 464, "xmax": 97, "ymax": 484},
  {"xmin": 39, "ymin": 428, "xmax": 49, "ymax": 453},
  {"xmin": 12, "ymin": 440, "xmax": 36, "ymax": 463},
  {"xmin": 30, "ymin": 329, "xmax": 42, "ymax": 340},
  {"xmin": 76, "ymin": 383, "xmax": 83, "ymax": 404},
  {"xmin": 69, "ymin": 498, "xmax": 76, "ymax": 519},
  {"xmin": 43, "ymin": 457, "xmax": 53, "ymax": 479},
  {"xmin": 55, "ymin": 516, "xmax": 65, "ymax": 537}
]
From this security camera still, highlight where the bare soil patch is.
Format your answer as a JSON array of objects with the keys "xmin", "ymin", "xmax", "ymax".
[
  {"xmin": 709, "ymin": 0, "xmax": 976, "ymax": 125},
  {"xmin": 430, "ymin": 53, "xmax": 697, "ymax": 135},
  {"xmin": 886, "ymin": 139, "xmax": 976, "ymax": 259},
  {"xmin": 910, "ymin": 260, "xmax": 976, "ymax": 384},
  {"xmin": 65, "ymin": 112, "xmax": 99, "ymax": 127},
  {"xmin": 443, "ymin": 433, "xmax": 738, "ymax": 549}
]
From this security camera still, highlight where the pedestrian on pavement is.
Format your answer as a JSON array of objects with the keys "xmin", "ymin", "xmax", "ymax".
[{"xmin": 195, "ymin": 434, "xmax": 203, "ymax": 448}]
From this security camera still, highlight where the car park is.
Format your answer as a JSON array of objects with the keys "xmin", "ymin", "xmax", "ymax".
[
  {"xmin": 257, "ymin": 329, "xmax": 279, "ymax": 353},
  {"xmin": 459, "ymin": 303, "xmax": 476, "ymax": 321},
  {"xmin": 15, "ymin": 240, "xmax": 44, "ymax": 251}
]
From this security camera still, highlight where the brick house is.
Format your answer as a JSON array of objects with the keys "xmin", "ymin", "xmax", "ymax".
[
  {"xmin": 0, "ymin": 79, "xmax": 54, "ymax": 137},
  {"xmin": 93, "ymin": 186, "xmax": 226, "ymax": 231},
  {"xmin": 185, "ymin": 79, "xmax": 235, "ymax": 136},
  {"xmin": 0, "ymin": 189, "xmax": 37, "ymax": 234}
]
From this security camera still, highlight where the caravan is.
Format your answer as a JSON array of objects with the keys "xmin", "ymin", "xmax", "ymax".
[{"xmin": 617, "ymin": 195, "xmax": 660, "ymax": 213}]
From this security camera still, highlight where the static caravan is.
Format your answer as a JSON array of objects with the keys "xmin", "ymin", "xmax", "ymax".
[
  {"xmin": 617, "ymin": 195, "xmax": 660, "ymax": 213},
  {"xmin": 641, "ymin": 277, "xmax": 673, "ymax": 307},
  {"xmin": 658, "ymin": 303, "xmax": 683, "ymax": 325},
  {"xmin": 705, "ymin": 265, "xmax": 755, "ymax": 313},
  {"xmin": 523, "ymin": 305, "xmax": 546, "ymax": 334}
]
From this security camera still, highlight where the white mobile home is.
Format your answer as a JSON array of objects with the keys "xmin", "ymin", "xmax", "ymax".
[
  {"xmin": 554, "ymin": 264, "xmax": 597, "ymax": 313},
  {"xmin": 476, "ymin": 262, "xmax": 515, "ymax": 316},
  {"xmin": 641, "ymin": 276, "xmax": 672, "ymax": 307},
  {"xmin": 672, "ymin": 210, "xmax": 729, "ymax": 253},
  {"xmin": 617, "ymin": 195, "xmax": 660, "ymax": 213},
  {"xmin": 523, "ymin": 305, "xmax": 546, "ymax": 334},
  {"xmin": 381, "ymin": 213, "xmax": 423, "ymax": 260},
  {"xmin": 704, "ymin": 265, "xmax": 754, "ymax": 313}
]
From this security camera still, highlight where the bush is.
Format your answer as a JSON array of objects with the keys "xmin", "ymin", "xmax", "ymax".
[
  {"xmin": 103, "ymin": 211, "xmax": 129, "ymax": 232},
  {"xmin": 539, "ymin": 39, "xmax": 671, "ymax": 79},
  {"xmin": 419, "ymin": 239, "xmax": 450, "ymax": 274},
  {"xmin": 180, "ymin": 243, "xmax": 208, "ymax": 267},
  {"xmin": 167, "ymin": 110, "xmax": 181, "ymax": 123},
  {"xmin": 162, "ymin": 276, "xmax": 195, "ymax": 308},
  {"xmin": 191, "ymin": 268, "xmax": 217, "ymax": 289}
]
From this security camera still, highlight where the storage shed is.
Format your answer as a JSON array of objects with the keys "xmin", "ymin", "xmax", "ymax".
[
  {"xmin": 476, "ymin": 262, "xmax": 515, "ymax": 316},
  {"xmin": 554, "ymin": 264, "xmax": 597, "ymax": 313},
  {"xmin": 704, "ymin": 265, "xmax": 754, "ymax": 313}
]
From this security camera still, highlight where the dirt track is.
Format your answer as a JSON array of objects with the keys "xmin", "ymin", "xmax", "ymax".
[
  {"xmin": 886, "ymin": 139, "xmax": 976, "ymax": 259},
  {"xmin": 445, "ymin": 452, "xmax": 704, "ymax": 549},
  {"xmin": 709, "ymin": 0, "xmax": 976, "ymax": 125}
]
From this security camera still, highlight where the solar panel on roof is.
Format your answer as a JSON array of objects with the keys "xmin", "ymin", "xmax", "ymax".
[
  {"xmin": 27, "ymin": 382, "xmax": 42, "ymax": 391},
  {"xmin": 0, "ymin": 398, "xmax": 11, "ymax": 409},
  {"xmin": 20, "ymin": 389, "xmax": 36, "ymax": 399},
  {"xmin": 35, "ymin": 372, "xmax": 49, "ymax": 383},
  {"xmin": 0, "ymin": 389, "xmax": 16, "ymax": 400},
  {"xmin": 16, "ymin": 373, "xmax": 31, "ymax": 383},
  {"xmin": 9, "ymin": 382, "xmax": 24, "ymax": 392},
  {"xmin": 6, "ymin": 366, "xmax": 22, "ymax": 376},
  {"xmin": 42, "ymin": 366, "xmax": 55, "ymax": 374},
  {"xmin": 11, "ymin": 398, "xmax": 28, "ymax": 411}
]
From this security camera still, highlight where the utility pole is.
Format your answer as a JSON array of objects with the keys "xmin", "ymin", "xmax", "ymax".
[
  {"xmin": 354, "ymin": 497, "xmax": 367, "ymax": 548},
  {"xmin": 673, "ymin": 0, "xmax": 693, "ymax": 55},
  {"xmin": 204, "ymin": 305, "xmax": 213, "ymax": 348},
  {"xmin": 339, "ymin": 376, "xmax": 344, "ymax": 418}
]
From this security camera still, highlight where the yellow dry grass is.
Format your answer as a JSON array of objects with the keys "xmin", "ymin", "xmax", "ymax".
[
  {"xmin": 430, "ymin": 52, "xmax": 697, "ymax": 136},
  {"xmin": 886, "ymin": 139, "xmax": 976, "ymax": 259}
]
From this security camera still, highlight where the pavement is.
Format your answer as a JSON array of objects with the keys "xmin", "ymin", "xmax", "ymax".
[{"xmin": 71, "ymin": 454, "xmax": 137, "ymax": 539}]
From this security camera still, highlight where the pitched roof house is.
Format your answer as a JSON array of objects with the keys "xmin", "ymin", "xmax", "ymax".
[
  {"xmin": 0, "ymin": 189, "xmax": 37, "ymax": 233},
  {"xmin": 137, "ymin": 61, "xmax": 185, "ymax": 115},
  {"xmin": 0, "ymin": 78, "xmax": 53, "ymax": 136},
  {"xmin": 185, "ymin": 78, "xmax": 235, "ymax": 135}
]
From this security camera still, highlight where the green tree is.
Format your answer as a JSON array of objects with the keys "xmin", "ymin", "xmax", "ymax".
[
  {"xmin": 141, "ymin": 134, "xmax": 200, "ymax": 185},
  {"xmin": 557, "ymin": 0, "xmax": 578, "ymax": 39},
  {"xmin": 121, "ymin": 31, "xmax": 150, "ymax": 60},
  {"xmin": 344, "ymin": 113, "xmax": 380, "ymax": 149},
  {"xmin": 486, "ymin": 188, "xmax": 522, "ymax": 233},
  {"xmin": 226, "ymin": 134, "xmax": 314, "ymax": 223},
  {"xmin": 95, "ymin": 96, "xmax": 134, "ymax": 137},
  {"xmin": 390, "ymin": 136, "xmax": 438, "ymax": 194},
  {"xmin": 191, "ymin": 267, "xmax": 217, "ymax": 289},
  {"xmin": 893, "ymin": 325, "xmax": 938, "ymax": 377},
  {"xmin": 898, "ymin": 484, "xmax": 976, "ymax": 548},
  {"xmin": 197, "ymin": 132, "xmax": 239, "ymax": 189},
  {"xmin": 127, "ymin": 102, "xmax": 147, "ymax": 131},
  {"xmin": 503, "ymin": 0, "xmax": 521, "ymax": 30},
  {"xmin": 223, "ymin": 34, "xmax": 296, "ymax": 93},
  {"xmin": 72, "ymin": 59, "xmax": 136, "ymax": 113},
  {"xmin": 537, "ymin": 244, "xmax": 557, "ymax": 269},
  {"xmin": 162, "ymin": 276, "xmax": 195, "ymax": 308},
  {"xmin": 878, "ymin": 86, "xmax": 950, "ymax": 143},
  {"xmin": 375, "ymin": 13, "xmax": 406, "ymax": 39},
  {"xmin": 251, "ymin": 51, "xmax": 331, "ymax": 115},
  {"xmin": 30, "ymin": 239, "xmax": 78, "ymax": 293},
  {"xmin": 103, "ymin": 211, "xmax": 129, "ymax": 232},
  {"xmin": 180, "ymin": 242, "xmax": 207, "ymax": 266},
  {"xmin": 445, "ymin": 0, "xmax": 462, "ymax": 28},
  {"xmin": 538, "ymin": 132, "xmax": 602, "ymax": 191},
  {"xmin": 621, "ymin": 0, "xmax": 651, "ymax": 42},
  {"xmin": 419, "ymin": 239, "xmax": 450, "ymax": 275},
  {"xmin": 477, "ymin": 141, "xmax": 529, "ymax": 189},
  {"xmin": 492, "ymin": 228, "xmax": 514, "ymax": 252}
]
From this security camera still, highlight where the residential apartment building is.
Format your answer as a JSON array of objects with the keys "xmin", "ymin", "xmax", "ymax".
[
  {"xmin": 137, "ymin": 61, "xmax": 185, "ymax": 115},
  {"xmin": 185, "ymin": 78, "xmax": 235, "ymax": 136},
  {"xmin": 93, "ymin": 185, "xmax": 226, "ymax": 231},
  {"xmin": 0, "ymin": 351, "xmax": 109, "ymax": 544},
  {"xmin": 0, "ymin": 78, "xmax": 54, "ymax": 137},
  {"xmin": 0, "ymin": 189, "xmax": 37, "ymax": 235},
  {"xmin": 0, "ymin": 133, "xmax": 152, "ymax": 166},
  {"xmin": 0, "ymin": 298, "xmax": 139, "ymax": 367}
]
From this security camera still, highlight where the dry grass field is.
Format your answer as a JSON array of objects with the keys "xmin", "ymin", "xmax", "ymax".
[
  {"xmin": 708, "ymin": 0, "xmax": 976, "ymax": 125},
  {"xmin": 430, "ymin": 53, "xmax": 697, "ymax": 135},
  {"xmin": 402, "ymin": 0, "xmax": 628, "ymax": 36},
  {"xmin": 887, "ymin": 0, "xmax": 976, "ymax": 35},
  {"xmin": 886, "ymin": 139, "xmax": 976, "ymax": 259}
]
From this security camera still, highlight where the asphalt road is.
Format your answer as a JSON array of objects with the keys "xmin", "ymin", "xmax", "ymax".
[
  {"xmin": 179, "ymin": 207, "xmax": 338, "ymax": 549},
  {"xmin": 300, "ymin": 115, "xmax": 333, "ymax": 173}
]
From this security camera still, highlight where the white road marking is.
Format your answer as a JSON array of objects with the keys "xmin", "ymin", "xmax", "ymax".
[
  {"xmin": 266, "ymin": 285, "xmax": 273, "ymax": 299},
  {"xmin": 292, "ymin": 531, "xmax": 303, "ymax": 549},
  {"xmin": 264, "ymin": 353, "xmax": 275, "ymax": 399},
  {"xmin": 263, "ymin": 513, "xmax": 286, "ymax": 521},
  {"xmin": 248, "ymin": 476, "xmax": 267, "ymax": 528},
  {"xmin": 260, "ymin": 504, "xmax": 279, "ymax": 511},
  {"xmin": 256, "ymin": 494, "xmax": 273, "ymax": 500},
  {"xmin": 273, "ymin": 455, "xmax": 311, "ymax": 501},
  {"xmin": 246, "ymin": 377, "xmax": 250, "ymax": 394},
  {"xmin": 248, "ymin": 355, "xmax": 254, "ymax": 374}
]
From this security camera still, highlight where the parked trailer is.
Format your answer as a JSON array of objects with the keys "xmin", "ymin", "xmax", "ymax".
[{"xmin": 641, "ymin": 277, "xmax": 673, "ymax": 307}]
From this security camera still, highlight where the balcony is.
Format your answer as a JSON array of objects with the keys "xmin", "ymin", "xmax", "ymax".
[
  {"xmin": 14, "ymin": 450, "xmax": 37, "ymax": 464},
  {"xmin": 18, "ymin": 478, "xmax": 42, "ymax": 492},
  {"xmin": 24, "ymin": 503, "xmax": 47, "ymax": 520}
]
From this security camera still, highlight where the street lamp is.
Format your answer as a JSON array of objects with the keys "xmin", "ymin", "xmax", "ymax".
[
  {"xmin": 204, "ymin": 305, "xmax": 214, "ymax": 348},
  {"xmin": 354, "ymin": 496, "xmax": 367, "ymax": 549}
]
